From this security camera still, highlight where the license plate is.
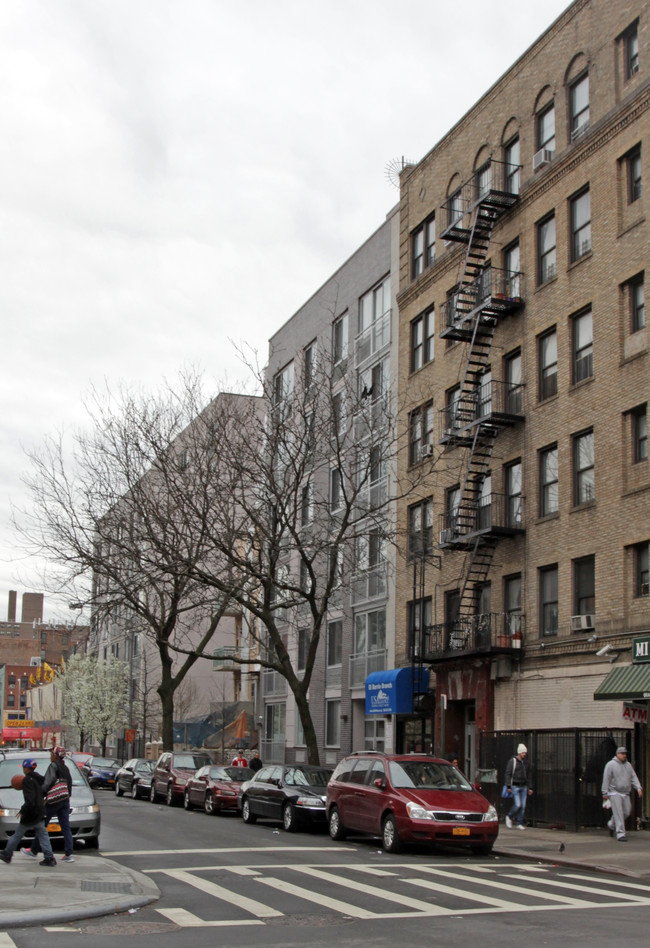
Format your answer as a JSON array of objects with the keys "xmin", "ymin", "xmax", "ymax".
[
  {"xmin": 47, "ymin": 823, "xmax": 62, "ymax": 832},
  {"xmin": 452, "ymin": 826, "xmax": 470, "ymax": 836}
]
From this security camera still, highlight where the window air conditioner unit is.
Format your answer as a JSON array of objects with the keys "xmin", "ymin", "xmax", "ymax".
[
  {"xmin": 421, "ymin": 443, "xmax": 434, "ymax": 458},
  {"xmin": 570, "ymin": 121, "xmax": 589, "ymax": 142},
  {"xmin": 533, "ymin": 148, "xmax": 554, "ymax": 171},
  {"xmin": 570, "ymin": 614, "xmax": 595, "ymax": 632},
  {"xmin": 439, "ymin": 529, "xmax": 453, "ymax": 545}
]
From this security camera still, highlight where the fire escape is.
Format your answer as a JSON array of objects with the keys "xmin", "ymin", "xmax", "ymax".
[{"xmin": 427, "ymin": 159, "xmax": 525, "ymax": 661}]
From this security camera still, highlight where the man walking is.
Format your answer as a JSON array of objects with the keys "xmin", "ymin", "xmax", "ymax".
[
  {"xmin": 504, "ymin": 743, "xmax": 533, "ymax": 830},
  {"xmin": 602, "ymin": 746, "xmax": 642, "ymax": 842},
  {"xmin": 0, "ymin": 759, "xmax": 56, "ymax": 867}
]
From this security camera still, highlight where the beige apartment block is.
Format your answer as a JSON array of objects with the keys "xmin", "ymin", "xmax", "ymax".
[{"xmin": 395, "ymin": 0, "xmax": 649, "ymax": 777}]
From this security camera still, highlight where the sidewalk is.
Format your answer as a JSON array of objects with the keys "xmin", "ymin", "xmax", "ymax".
[
  {"xmin": 0, "ymin": 852, "xmax": 159, "ymax": 930},
  {"xmin": 494, "ymin": 823, "xmax": 650, "ymax": 879}
]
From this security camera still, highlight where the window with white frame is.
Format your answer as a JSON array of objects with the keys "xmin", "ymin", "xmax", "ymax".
[
  {"xmin": 573, "ymin": 555, "xmax": 595, "ymax": 617},
  {"xmin": 505, "ymin": 349, "xmax": 522, "ymax": 414},
  {"xmin": 539, "ymin": 444, "xmax": 558, "ymax": 516},
  {"xmin": 303, "ymin": 341, "xmax": 316, "ymax": 391},
  {"xmin": 364, "ymin": 717, "xmax": 385, "ymax": 752},
  {"xmin": 504, "ymin": 574, "xmax": 522, "ymax": 635},
  {"xmin": 504, "ymin": 136, "xmax": 520, "ymax": 194},
  {"xmin": 537, "ymin": 103, "xmax": 555, "ymax": 153},
  {"xmin": 409, "ymin": 401, "xmax": 434, "ymax": 466},
  {"xmin": 273, "ymin": 361, "xmax": 294, "ymax": 407},
  {"xmin": 569, "ymin": 73, "xmax": 589, "ymax": 139},
  {"xmin": 412, "ymin": 215, "xmax": 436, "ymax": 278},
  {"xmin": 408, "ymin": 596, "xmax": 432, "ymax": 658},
  {"xmin": 355, "ymin": 527, "xmax": 385, "ymax": 573},
  {"xmin": 408, "ymin": 498, "xmax": 433, "ymax": 558},
  {"xmin": 622, "ymin": 20, "xmax": 640, "ymax": 80},
  {"xmin": 573, "ymin": 429, "xmax": 595, "ymax": 505},
  {"xmin": 359, "ymin": 276, "xmax": 391, "ymax": 356},
  {"xmin": 505, "ymin": 460, "xmax": 522, "ymax": 528},
  {"xmin": 570, "ymin": 187, "xmax": 591, "ymax": 261},
  {"xmin": 539, "ymin": 328, "xmax": 558, "ymax": 399},
  {"xmin": 353, "ymin": 608, "xmax": 386, "ymax": 656},
  {"xmin": 330, "ymin": 468, "xmax": 343, "ymax": 512},
  {"xmin": 503, "ymin": 240, "xmax": 521, "ymax": 297},
  {"xmin": 326, "ymin": 699, "xmax": 341, "ymax": 747},
  {"xmin": 411, "ymin": 307, "xmax": 435, "ymax": 372},
  {"xmin": 572, "ymin": 308, "xmax": 593, "ymax": 383},
  {"xmin": 537, "ymin": 213, "xmax": 556, "ymax": 283}
]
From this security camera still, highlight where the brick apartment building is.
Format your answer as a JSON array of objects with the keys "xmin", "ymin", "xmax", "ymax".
[
  {"xmin": 0, "ymin": 590, "xmax": 87, "ymax": 746},
  {"xmin": 395, "ymin": 0, "xmax": 649, "ymax": 797}
]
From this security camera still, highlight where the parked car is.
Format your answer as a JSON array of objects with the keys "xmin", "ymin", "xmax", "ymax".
[
  {"xmin": 68, "ymin": 752, "xmax": 93, "ymax": 770},
  {"xmin": 326, "ymin": 752, "xmax": 499, "ymax": 854},
  {"xmin": 240, "ymin": 763, "xmax": 333, "ymax": 832},
  {"xmin": 149, "ymin": 751, "xmax": 212, "ymax": 806},
  {"xmin": 114, "ymin": 758, "xmax": 155, "ymax": 799},
  {"xmin": 184, "ymin": 765, "xmax": 251, "ymax": 814},
  {"xmin": 0, "ymin": 750, "xmax": 101, "ymax": 849},
  {"xmin": 84, "ymin": 756, "xmax": 122, "ymax": 789}
]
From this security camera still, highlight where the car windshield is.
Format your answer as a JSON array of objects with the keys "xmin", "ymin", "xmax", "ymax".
[
  {"xmin": 92, "ymin": 758, "xmax": 120, "ymax": 768},
  {"xmin": 284, "ymin": 766, "xmax": 332, "ymax": 787},
  {"xmin": 135, "ymin": 761, "xmax": 154, "ymax": 773},
  {"xmin": 222, "ymin": 767, "xmax": 250, "ymax": 782},
  {"xmin": 0, "ymin": 757, "xmax": 87, "ymax": 788},
  {"xmin": 175, "ymin": 755, "xmax": 211, "ymax": 769},
  {"xmin": 388, "ymin": 760, "xmax": 474, "ymax": 791}
]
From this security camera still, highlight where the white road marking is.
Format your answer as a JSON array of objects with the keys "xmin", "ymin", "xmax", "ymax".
[
  {"xmin": 348, "ymin": 865, "xmax": 398, "ymax": 876},
  {"xmin": 223, "ymin": 866, "xmax": 261, "ymax": 875},
  {"xmin": 563, "ymin": 872, "xmax": 650, "ymax": 893},
  {"xmin": 156, "ymin": 907, "xmax": 263, "ymax": 928},
  {"xmin": 109, "ymin": 845, "xmax": 338, "ymax": 857},
  {"xmin": 294, "ymin": 865, "xmax": 449, "ymax": 914},
  {"xmin": 255, "ymin": 876, "xmax": 377, "ymax": 919},
  {"xmin": 500, "ymin": 871, "xmax": 650, "ymax": 903},
  {"xmin": 156, "ymin": 868, "xmax": 283, "ymax": 918},
  {"xmin": 413, "ymin": 866, "xmax": 595, "ymax": 907},
  {"xmin": 0, "ymin": 935, "xmax": 17, "ymax": 948}
]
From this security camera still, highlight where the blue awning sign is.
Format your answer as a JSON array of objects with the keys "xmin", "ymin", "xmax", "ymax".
[{"xmin": 365, "ymin": 667, "xmax": 430, "ymax": 715}]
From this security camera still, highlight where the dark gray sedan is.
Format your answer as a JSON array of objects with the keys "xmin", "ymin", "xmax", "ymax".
[{"xmin": 114, "ymin": 758, "xmax": 155, "ymax": 799}]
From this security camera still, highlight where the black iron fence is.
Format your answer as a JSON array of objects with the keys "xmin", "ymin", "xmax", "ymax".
[{"xmin": 479, "ymin": 728, "xmax": 632, "ymax": 830}]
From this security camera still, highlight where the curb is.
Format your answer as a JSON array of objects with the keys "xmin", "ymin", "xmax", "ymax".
[
  {"xmin": 493, "ymin": 845, "xmax": 646, "ymax": 880},
  {"xmin": 0, "ymin": 893, "xmax": 159, "ymax": 930}
]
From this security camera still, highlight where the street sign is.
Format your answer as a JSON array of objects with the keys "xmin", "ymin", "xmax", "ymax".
[{"xmin": 125, "ymin": 729, "xmax": 136, "ymax": 743}]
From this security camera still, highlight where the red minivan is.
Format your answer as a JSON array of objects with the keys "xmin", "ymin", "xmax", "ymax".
[{"xmin": 326, "ymin": 752, "xmax": 498, "ymax": 854}]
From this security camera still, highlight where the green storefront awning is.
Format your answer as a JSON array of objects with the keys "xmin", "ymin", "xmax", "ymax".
[{"xmin": 594, "ymin": 664, "xmax": 650, "ymax": 701}]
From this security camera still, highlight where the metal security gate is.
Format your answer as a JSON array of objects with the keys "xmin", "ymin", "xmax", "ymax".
[{"xmin": 479, "ymin": 729, "xmax": 631, "ymax": 830}]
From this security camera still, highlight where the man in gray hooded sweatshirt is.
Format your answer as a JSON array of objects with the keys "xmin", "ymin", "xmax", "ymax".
[{"xmin": 602, "ymin": 747, "xmax": 642, "ymax": 842}]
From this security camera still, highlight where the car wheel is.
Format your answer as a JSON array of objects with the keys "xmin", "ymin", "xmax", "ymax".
[
  {"xmin": 85, "ymin": 836, "xmax": 99, "ymax": 850},
  {"xmin": 131, "ymin": 782, "xmax": 139, "ymax": 800},
  {"xmin": 114, "ymin": 780, "xmax": 123, "ymax": 797},
  {"xmin": 470, "ymin": 842, "xmax": 494, "ymax": 856},
  {"xmin": 382, "ymin": 814, "xmax": 402, "ymax": 853},
  {"xmin": 328, "ymin": 806, "xmax": 346, "ymax": 841},
  {"xmin": 166, "ymin": 784, "xmax": 175, "ymax": 807},
  {"xmin": 282, "ymin": 803, "xmax": 297, "ymax": 833},
  {"xmin": 184, "ymin": 789, "xmax": 193, "ymax": 811},
  {"xmin": 205, "ymin": 792, "xmax": 215, "ymax": 815},
  {"xmin": 150, "ymin": 783, "xmax": 158, "ymax": 803},
  {"xmin": 241, "ymin": 796, "xmax": 257, "ymax": 824}
]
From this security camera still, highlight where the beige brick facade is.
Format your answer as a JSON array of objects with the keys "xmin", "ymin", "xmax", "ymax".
[{"xmin": 396, "ymin": 0, "xmax": 650, "ymax": 767}]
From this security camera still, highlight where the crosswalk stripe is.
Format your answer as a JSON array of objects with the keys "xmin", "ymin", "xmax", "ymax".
[
  {"xmin": 256, "ymin": 876, "xmax": 378, "ymax": 918},
  {"xmin": 223, "ymin": 866, "xmax": 261, "ymax": 876},
  {"xmin": 112, "ymin": 845, "xmax": 336, "ymax": 857},
  {"xmin": 348, "ymin": 866, "xmax": 398, "ymax": 877},
  {"xmin": 294, "ymin": 865, "xmax": 448, "ymax": 914},
  {"xmin": 500, "ymin": 872, "xmax": 650, "ymax": 903},
  {"xmin": 0, "ymin": 935, "xmax": 17, "ymax": 948},
  {"xmin": 156, "ymin": 907, "xmax": 264, "ymax": 928},
  {"xmin": 406, "ymin": 877, "xmax": 523, "ymax": 910},
  {"xmin": 157, "ymin": 868, "xmax": 283, "ymax": 917},
  {"xmin": 563, "ymin": 872, "xmax": 650, "ymax": 893},
  {"xmin": 414, "ymin": 866, "xmax": 595, "ymax": 907}
]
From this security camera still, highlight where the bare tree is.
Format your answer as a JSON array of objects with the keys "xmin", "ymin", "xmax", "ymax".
[{"xmin": 16, "ymin": 374, "xmax": 258, "ymax": 751}]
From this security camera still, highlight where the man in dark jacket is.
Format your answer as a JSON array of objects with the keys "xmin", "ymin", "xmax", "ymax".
[
  {"xmin": 504, "ymin": 743, "xmax": 533, "ymax": 830},
  {"xmin": 0, "ymin": 759, "xmax": 56, "ymax": 866},
  {"xmin": 26, "ymin": 746, "xmax": 74, "ymax": 862}
]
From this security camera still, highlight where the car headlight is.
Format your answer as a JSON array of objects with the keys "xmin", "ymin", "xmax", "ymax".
[
  {"xmin": 0, "ymin": 808, "xmax": 20, "ymax": 817},
  {"xmin": 176, "ymin": 778, "xmax": 187, "ymax": 787},
  {"xmin": 484, "ymin": 805, "xmax": 498, "ymax": 822},
  {"xmin": 216, "ymin": 789, "xmax": 237, "ymax": 797},
  {"xmin": 296, "ymin": 795, "xmax": 325, "ymax": 808},
  {"xmin": 406, "ymin": 802, "xmax": 434, "ymax": 820},
  {"xmin": 72, "ymin": 804, "xmax": 100, "ymax": 814}
]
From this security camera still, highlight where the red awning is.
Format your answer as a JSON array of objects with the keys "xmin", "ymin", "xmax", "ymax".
[{"xmin": 2, "ymin": 727, "xmax": 43, "ymax": 740}]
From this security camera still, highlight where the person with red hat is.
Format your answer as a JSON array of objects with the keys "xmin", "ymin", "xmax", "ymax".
[
  {"xmin": 0, "ymin": 759, "xmax": 56, "ymax": 866},
  {"xmin": 25, "ymin": 746, "xmax": 74, "ymax": 863}
]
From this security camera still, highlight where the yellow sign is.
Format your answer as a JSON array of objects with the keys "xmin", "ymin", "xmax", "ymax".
[{"xmin": 5, "ymin": 720, "xmax": 35, "ymax": 728}]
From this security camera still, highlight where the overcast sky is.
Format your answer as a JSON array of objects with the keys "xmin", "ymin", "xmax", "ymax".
[{"xmin": 0, "ymin": 0, "xmax": 571, "ymax": 618}]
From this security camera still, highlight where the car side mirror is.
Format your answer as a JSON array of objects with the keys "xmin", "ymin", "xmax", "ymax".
[{"xmin": 374, "ymin": 777, "xmax": 385, "ymax": 790}]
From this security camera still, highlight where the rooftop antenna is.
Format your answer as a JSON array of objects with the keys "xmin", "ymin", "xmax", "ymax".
[{"xmin": 385, "ymin": 156, "xmax": 415, "ymax": 190}]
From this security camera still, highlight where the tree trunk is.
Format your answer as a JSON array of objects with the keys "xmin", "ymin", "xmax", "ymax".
[
  {"xmin": 294, "ymin": 686, "xmax": 320, "ymax": 765},
  {"xmin": 158, "ymin": 659, "xmax": 176, "ymax": 751}
]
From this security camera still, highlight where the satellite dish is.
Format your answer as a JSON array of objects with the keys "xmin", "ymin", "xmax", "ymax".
[{"xmin": 385, "ymin": 156, "xmax": 415, "ymax": 189}]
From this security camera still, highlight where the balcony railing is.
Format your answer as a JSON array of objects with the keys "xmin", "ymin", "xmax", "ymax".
[
  {"xmin": 212, "ymin": 646, "xmax": 237, "ymax": 669},
  {"xmin": 262, "ymin": 668, "xmax": 288, "ymax": 697},
  {"xmin": 349, "ymin": 648, "xmax": 387, "ymax": 688},
  {"xmin": 440, "ymin": 160, "xmax": 521, "ymax": 240},
  {"xmin": 354, "ymin": 395, "xmax": 389, "ymax": 442},
  {"xmin": 439, "ymin": 492, "xmax": 524, "ymax": 545},
  {"xmin": 260, "ymin": 739, "xmax": 286, "ymax": 764},
  {"xmin": 422, "ymin": 612, "xmax": 525, "ymax": 661},
  {"xmin": 439, "ymin": 381, "xmax": 524, "ymax": 442},
  {"xmin": 440, "ymin": 268, "xmax": 525, "ymax": 332},
  {"xmin": 355, "ymin": 309, "xmax": 391, "ymax": 367}
]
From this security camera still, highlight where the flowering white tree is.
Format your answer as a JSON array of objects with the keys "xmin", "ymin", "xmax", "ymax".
[{"xmin": 59, "ymin": 654, "xmax": 129, "ymax": 753}]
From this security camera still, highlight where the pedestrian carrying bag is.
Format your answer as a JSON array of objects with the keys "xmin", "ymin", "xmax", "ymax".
[
  {"xmin": 501, "ymin": 785, "xmax": 513, "ymax": 799},
  {"xmin": 46, "ymin": 780, "xmax": 69, "ymax": 804}
]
